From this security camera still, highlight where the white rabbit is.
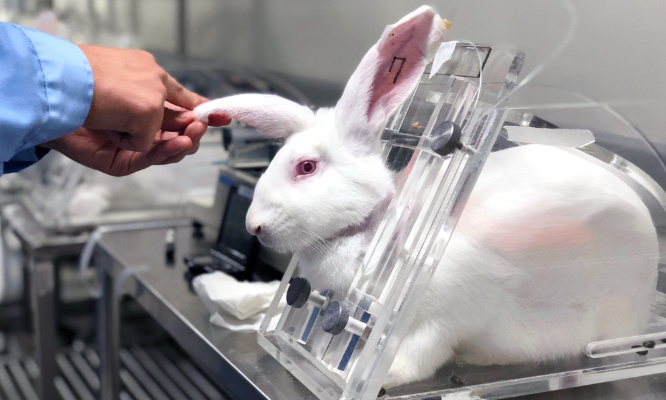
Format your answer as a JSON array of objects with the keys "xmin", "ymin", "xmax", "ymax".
[{"xmin": 195, "ymin": 6, "xmax": 659, "ymax": 389}]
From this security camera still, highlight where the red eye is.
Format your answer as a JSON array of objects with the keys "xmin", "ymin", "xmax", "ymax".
[{"xmin": 296, "ymin": 160, "xmax": 317, "ymax": 176}]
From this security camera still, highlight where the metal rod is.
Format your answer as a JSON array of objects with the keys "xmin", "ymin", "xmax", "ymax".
[
  {"xmin": 30, "ymin": 259, "xmax": 58, "ymax": 400},
  {"xmin": 97, "ymin": 253, "xmax": 121, "ymax": 400},
  {"xmin": 177, "ymin": 0, "xmax": 187, "ymax": 56}
]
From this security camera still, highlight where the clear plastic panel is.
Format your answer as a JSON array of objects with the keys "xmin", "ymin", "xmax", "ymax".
[
  {"xmin": 258, "ymin": 44, "xmax": 526, "ymax": 400},
  {"xmin": 381, "ymin": 70, "xmax": 666, "ymax": 399},
  {"xmin": 258, "ymin": 37, "xmax": 666, "ymax": 399},
  {"xmin": 383, "ymin": 111, "xmax": 666, "ymax": 399}
]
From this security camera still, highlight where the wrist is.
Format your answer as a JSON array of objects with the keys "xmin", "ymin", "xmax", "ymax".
[{"xmin": 40, "ymin": 131, "xmax": 73, "ymax": 152}]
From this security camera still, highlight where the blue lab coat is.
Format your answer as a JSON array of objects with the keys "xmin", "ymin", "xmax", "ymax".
[{"xmin": 0, "ymin": 22, "xmax": 93, "ymax": 175}]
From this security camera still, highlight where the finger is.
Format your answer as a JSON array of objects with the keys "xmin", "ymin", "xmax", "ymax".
[
  {"xmin": 157, "ymin": 119, "xmax": 205, "ymax": 143},
  {"xmin": 165, "ymin": 101, "xmax": 188, "ymax": 112},
  {"xmin": 125, "ymin": 101, "xmax": 166, "ymax": 151},
  {"xmin": 157, "ymin": 122, "xmax": 205, "ymax": 162},
  {"xmin": 101, "ymin": 130, "xmax": 125, "ymax": 148},
  {"xmin": 120, "ymin": 130, "xmax": 157, "ymax": 153},
  {"xmin": 162, "ymin": 108, "xmax": 195, "ymax": 131},
  {"xmin": 187, "ymin": 141, "xmax": 200, "ymax": 155},
  {"xmin": 165, "ymin": 74, "xmax": 208, "ymax": 110},
  {"xmin": 183, "ymin": 121, "xmax": 207, "ymax": 141},
  {"xmin": 182, "ymin": 121, "xmax": 206, "ymax": 155},
  {"xmin": 158, "ymin": 148, "xmax": 190, "ymax": 165},
  {"xmin": 157, "ymin": 130, "xmax": 181, "ymax": 142},
  {"xmin": 128, "ymin": 136, "xmax": 193, "ymax": 172}
]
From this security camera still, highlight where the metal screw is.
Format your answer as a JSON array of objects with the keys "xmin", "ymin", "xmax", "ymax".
[
  {"xmin": 430, "ymin": 121, "xmax": 464, "ymax": 157},
  {"xmin": 286, "ymin": 277, "xmax": 311, "ymax": 308},
  {"xmin": 322, "ymin": 301, "xmax": 350, "ymax": 335}
]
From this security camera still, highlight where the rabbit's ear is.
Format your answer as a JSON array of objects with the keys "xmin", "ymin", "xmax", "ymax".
[
  {"xmin": 194, "ymin": 93, "xmax": 315, "ymax": 138},
  {"xmin": 335, "ymin": 6, "xmax": 448, "ymax": 151}
]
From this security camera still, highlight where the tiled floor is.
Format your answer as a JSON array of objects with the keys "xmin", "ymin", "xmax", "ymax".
[{"xmin": 0, "ymin": 341, "xmax": 228, "ymax": 400}]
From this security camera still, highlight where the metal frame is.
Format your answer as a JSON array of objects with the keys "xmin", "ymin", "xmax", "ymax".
[{"xmin": 1, "ymin": 203, "xmax": 89, "ymax": 400}]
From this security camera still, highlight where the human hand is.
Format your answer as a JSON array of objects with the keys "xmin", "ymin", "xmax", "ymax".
[
  {"xmin": 78, "ymin": 44, "xmax": 207, "ymax": 152},
  {"xmin": 42, "ymin": 110, "xmax": 229, "ymax": 176}
]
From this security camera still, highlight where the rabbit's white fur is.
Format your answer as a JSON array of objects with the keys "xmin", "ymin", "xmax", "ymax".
[
  {"xmin": 244, "ymin": 107, "xmax": 395, "ymax": 292},
  {"xmin": 384, "ymin": 144, "xmax": 658, "ymax": 386},
  {"xmin": 195, "ymin": 6, "xmax": 658, "ymax": 389}
]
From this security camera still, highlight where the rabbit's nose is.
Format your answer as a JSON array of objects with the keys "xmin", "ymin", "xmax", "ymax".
[
  {"xmin": 247, "ymin": 221, "xmax": 264, "ymax": 236},
  {"xmin": 246, "ymin": 206, "xmax": 267, "ymax": 236}
]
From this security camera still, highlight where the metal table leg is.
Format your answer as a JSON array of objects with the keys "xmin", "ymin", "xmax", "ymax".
[
  {"xmin": 97, "ymin": 253, "xmax": 121, "ymax": 400},
  {"xmin": 29, "ymin": 259, "xmax": 57, "ymax": 400}
]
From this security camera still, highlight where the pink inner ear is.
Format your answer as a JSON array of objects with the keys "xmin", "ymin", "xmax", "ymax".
[
  {"xmin": 368, "ymin": 20, "xmax": 432, "ymax": 122},
  {"xmin": 207, "ymin": 113, "xmax": 232, "ymax": 127}
]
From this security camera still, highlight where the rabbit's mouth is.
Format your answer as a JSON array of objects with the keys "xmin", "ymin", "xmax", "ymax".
[
  {"xmin": 254, "ymin": 230, "xmax": 287, "ymax": 252},
  {"xmin": 255, "ymin": 234, "xmax": 273, "ymax": 248},
  {"xmin": 257, "ymin": 235, "xmax": 292, "ymax": 254},
  {"xmin": 255, "ymin": 206, "xmax": 382, "ymax": 254},
  {"xmin": 255, "ymin": 228, "xmax": 305, "ymax": 254}
]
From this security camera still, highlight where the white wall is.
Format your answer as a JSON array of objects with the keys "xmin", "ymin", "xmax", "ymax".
[
  {"xmin": 181, "ymin": 1, "xmax": 666, "ymax": 136},
  {"xmin": 184, "ymin": 0, "xmax": 666, "ymax": 179},
  {"xmin": 10, "ymin": 0, "xmax": 666, "ymax": 180}
]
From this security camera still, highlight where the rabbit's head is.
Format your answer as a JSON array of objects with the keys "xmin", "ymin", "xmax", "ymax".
[{"xmin": 195, "ymin": 6, "xmax": 447, "ymax": 253}]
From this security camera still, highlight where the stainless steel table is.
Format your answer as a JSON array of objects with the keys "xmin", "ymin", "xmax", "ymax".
[
  {"xmin": 95, "ymin": 226, "xmax": 666, "ymax": 400},
  {"xmin": 0, "ymin": 202, "xmax": 193, "ymax": 400},
  {"xmin": 1, "ymin": 203, "xmax": 89, "ymax": 400},
  {"xmin": 95, "ymin": 225, "xmax": 316, "ymax": 400}
]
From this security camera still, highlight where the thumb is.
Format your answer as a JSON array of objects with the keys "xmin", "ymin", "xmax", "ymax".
[{"xmin": 165, "ymin": 74, "xmax": 208, "ymax": 110}]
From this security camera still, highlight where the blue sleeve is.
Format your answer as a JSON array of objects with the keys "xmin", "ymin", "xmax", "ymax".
[{"xmin": 0, "ymin": 22, "xmax": 93, "ymax": 175}]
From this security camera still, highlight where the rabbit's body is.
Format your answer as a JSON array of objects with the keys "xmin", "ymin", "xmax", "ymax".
[
  {"xmin": 195, "ymin": 5, "xmax": 658, "ymax": 390},
  {"xmin": 385, "ymin": 144, "xmax": 658, "ymax": 385}
]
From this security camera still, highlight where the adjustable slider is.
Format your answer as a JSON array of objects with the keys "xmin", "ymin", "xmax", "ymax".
[
  {"xmin": 322, "ymin": 301, "xmax": 369, "ymax": 338},
  {"xmin": 286, "ymin": 277, "xmax": 329, "ymax": 309}
]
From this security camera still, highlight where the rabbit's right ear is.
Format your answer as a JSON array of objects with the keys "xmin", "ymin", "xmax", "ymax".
[
  {"xmin": 194, "ymin": 93, "xmax": 315, "ymax": 139},
  {"xmin": 335, "ymin": 6, "xmax": 448, "ymax": 153}
]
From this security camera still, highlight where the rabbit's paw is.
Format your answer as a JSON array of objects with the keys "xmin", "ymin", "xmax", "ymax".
[
  {"xmin": 384, "ymin": 356, "xmax": 428, "ymax": 389},
  {"xmin": 384, "ymin": 337, "xmax": 454, "ymax": 388}
]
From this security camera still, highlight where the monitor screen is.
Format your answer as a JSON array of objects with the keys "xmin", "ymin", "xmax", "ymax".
[{"xmin": 213, "ymin": 184, "xmax": 256, "ymax": 264}]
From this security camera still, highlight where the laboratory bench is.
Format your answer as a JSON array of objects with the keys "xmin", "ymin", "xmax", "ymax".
[
  {"xmin": 0, "ymin": 202, "xmax": 213, "ymax": 400},
  {"xmin": 1, "ymin": 202, "xmax": 91, "ymax": 400},
  {"xmin": 94, "ymin": 222, "xmax": 315, "ymax": 400},
  {"xmin": 92, "ymin": 225, "xmax": 666, "ymax": 400}
]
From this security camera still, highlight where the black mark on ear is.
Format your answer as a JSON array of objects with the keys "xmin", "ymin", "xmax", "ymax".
[{"xmin": 389, "ymin": 57, "xmax": 407, "ymax": 84}]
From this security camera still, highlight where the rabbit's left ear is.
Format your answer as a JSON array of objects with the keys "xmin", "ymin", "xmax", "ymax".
[
  {"xmin": 335, "ymin": 6, "xmax": 448, "ymax": 152},
  {"xmin": 194, "ymin": 93, "xmax": 315, "ymax": 139}
]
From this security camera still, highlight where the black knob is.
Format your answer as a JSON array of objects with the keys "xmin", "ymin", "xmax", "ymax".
[
  {"xmin": 430, "ymin": 121, "xmax": 463, "ymax": 157},
  {"xmin": 191, "ymin": 221, "xmax": 205, "ymax": 240},
  {"xmin": 165, "ymin": 243, "xmax": 175, "ymax": 265},
  {"xmin": 286, "ymin": 277, "xmax": 311, "ymax": 308},
  {"xmin": 322, "ymin": 301, "xmax": 349, "ymax": 335}
]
